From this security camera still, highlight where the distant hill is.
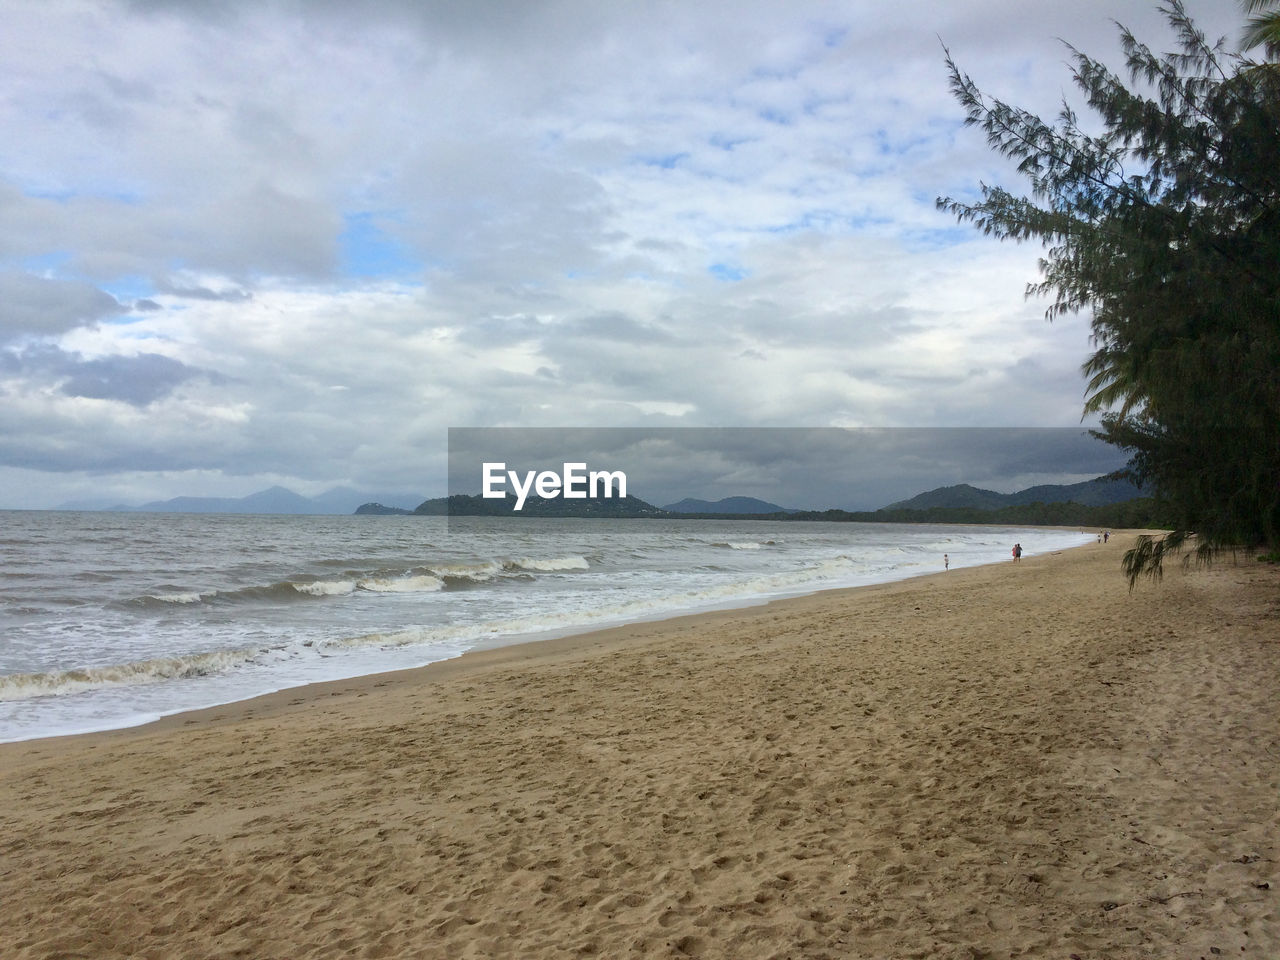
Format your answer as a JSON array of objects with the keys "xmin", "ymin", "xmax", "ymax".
[
  {"xmin": 884, "ymin": 477, "xmax": 1140, "ymax": 511},
  {"xmin": 107, "ymin": 486, "xmax": 424, "ymax": 515},
  {"xmin": 354, "ymin": 502, "xmax": 414, "ymax": 515},
  {"xmin": 307, "ymin": 486, "xmax": 424, "ymax": 514},
  {"xmin": 133, "ymin": 486, "xmax": 318, "ymax": 514},
  {"xmin": 663, "ymin": 496, "xmax": 795, "ymax": 515},
  {"xmin": 62, "ymin": 476, "xmax": 1145, "ymax": 520},
  {"xmin": 56, "ymin": 498, "xmax": 134, "ymax": 511},
  {"xmin": 1006, "ymin": 477, "xmax": 1141, "ymax": 507}
]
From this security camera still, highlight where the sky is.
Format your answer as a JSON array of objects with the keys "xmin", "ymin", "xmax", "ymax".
[{"xmin": 0, "ymin": 0, "xmax": 1246, "ymax": 509}]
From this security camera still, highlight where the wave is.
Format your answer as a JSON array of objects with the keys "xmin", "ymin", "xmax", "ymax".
[
  {"xmin": 357, "ymin": 574, "xmax": 445, "ymax": 593},
  {"xmin": 511, "ymin": 555, "xmax": 590, "ymax": 572},
  {"xmin": 126, "ymin": 579, "xmax": 358, "ymax": 607},
  {"xmin": 292, "ymin": 579, "xmax": 356, "ymax": 597},
  {"xmin": 0, "ymin": 646, "xmax": 268, "ymax": 702},
  {"xmin": 430, "ymin": 560, "xmax": 504, "ymax": 581},
  {"xmin": 0, "ymin": 549, "xmax": 920, "ymax": 705},
  {"xmin": 121, "ymin": 554, "xmax": 591, "ymax": 610},
  {"xmin": 147, "ymin": 591, "xmax": 206, "ymax": 604},
  {"xmin": 325, "ymin": 555, "xmax": 871, "ymax": 656}
]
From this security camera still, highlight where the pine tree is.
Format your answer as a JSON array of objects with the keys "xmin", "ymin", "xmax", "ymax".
[{"xmin": 938, "ymin": 1, "xmax": 1280, "ymax": 584}]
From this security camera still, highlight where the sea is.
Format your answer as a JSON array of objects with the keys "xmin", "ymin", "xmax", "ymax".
[{"xmin": 0, "ymin": 511, "xmax": 1094, "ymax": 743}]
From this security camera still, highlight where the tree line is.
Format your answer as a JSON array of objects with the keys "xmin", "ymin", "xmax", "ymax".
[{"xmin": 938, "ymin": 2, "xmax": 1280, "ymax": 582}]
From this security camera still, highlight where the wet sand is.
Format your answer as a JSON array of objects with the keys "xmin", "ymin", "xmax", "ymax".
[{"xmin": 1, "ymin": 533, "xmax": 1276, "ymax": 959}]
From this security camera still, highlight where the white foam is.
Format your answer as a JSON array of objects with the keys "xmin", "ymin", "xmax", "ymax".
[
  {"xmin": 0, "ymin": 647, "xmax": 267, "ymax": 702},
  {"xmin": 292, "ymin": 579, "xmax": 357, "ymax": 597},
  {"xmin": 151, "ymin": 591, "xmax": 204, "ymax": 604},
  {"xmin": 357, "ymin": 574, "xmax": 445, "ymax": 593},
  {"xmin": 515, "ymin": 555, "xmax": 590, "ymax": 572},
  {"xmin": 432, "ymin": 560, "xmax": 503, "ymax": 581}
]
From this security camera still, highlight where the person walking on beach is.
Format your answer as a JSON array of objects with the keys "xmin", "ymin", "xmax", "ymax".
[
  {"xmin": 944, "ymin": 553, "xmax": 949, "ymax": 570},
  {"xmin": 1012, "ymin": 543, "xmax": 1022, "ymax": 562}
]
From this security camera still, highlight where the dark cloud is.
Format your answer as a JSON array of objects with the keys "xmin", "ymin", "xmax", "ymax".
[
  {"xmin": 59, "ymin": 352, "xmax": 204, "ymax": 406},
  {"xmin": 9, "ymin": 345, "xmax": 211, "ymax": 407},
  {"xmin": 0, "ymin": 272, "xmax": 123, "ymax": 338}
]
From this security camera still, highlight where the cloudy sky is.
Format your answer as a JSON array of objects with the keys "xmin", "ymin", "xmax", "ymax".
[{"xmin": 0, "ymin": 0, "xmax": 1244, "ymax": 509}]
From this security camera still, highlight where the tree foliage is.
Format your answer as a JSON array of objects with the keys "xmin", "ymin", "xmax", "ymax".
[
  {"xmin": 938, "ymin": 1, "xmax": 1280, "ymax": 585},
  {"xmin": 1243, "ymin": 0, "xmax": 1280, "ymax": 58}
]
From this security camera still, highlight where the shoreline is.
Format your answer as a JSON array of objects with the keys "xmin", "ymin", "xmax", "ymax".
[
  {"xmin": 1, "ymin": 522, "xmax": 1097, "ymax": 746},
  {"xmin": 2, "ymin": 532, "xmax": 1275, "ymax": 958},
  {"xmin": 0, "ymin": 558, "xmax": 980, "ymax": 751},
  {"xmin": 17, "ymin": 555, "xmax": 1008, "ymax": 749}
]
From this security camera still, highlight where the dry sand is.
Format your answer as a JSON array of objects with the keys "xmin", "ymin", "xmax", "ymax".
[{"xmin": 1, "ymin": 533, "xmax": 1276, "ymax": 959}]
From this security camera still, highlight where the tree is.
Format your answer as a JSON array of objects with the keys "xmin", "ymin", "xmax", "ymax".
[
  {"xmin": 1242, "ymin": 0, "xmax": 1280, "ymax": 58},
  {"xmin": 937, "ymin": 1, "xmax": 1280, "ymax": 585}
]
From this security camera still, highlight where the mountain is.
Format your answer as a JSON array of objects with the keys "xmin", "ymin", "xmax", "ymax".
[
  {"xmin": 1005, "ymin": 478, "xmax": 1141, "ymax": 507},
  {"xmin": 881, "ymin": 484, "xmax": 1012, "ymax": 512},
  {"xmin": 121, "ymin": 486, "xmax": 424, "ymax": 515},
  {"xmin": 663, "ymin": 496, "xmax": 795, "ymax": 514},
  {"xmin": 354, "ymin": 502, "xmax": 414, "ymax": 515},
  {"xmin": 69, "ymin": 477, "xmax": 1139, "ymax": 518},
  {"xmin": 132, "ymin": 486, "xmax": 320, "ymax": 514},
  {"xmin": 308, "ymin": 486, "xmax": 423, "ymax": 514},
  {"xmin": 883, "ymin": 477, "xmax": 1140, "ymax": 511},
  {"xmin": 55, "ymin": 498, "xmax": 134, "ymax": 511}
]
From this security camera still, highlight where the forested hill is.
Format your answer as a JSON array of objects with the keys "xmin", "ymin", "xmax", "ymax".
[{"xmin": 884, "ymin": 477, "xmax": 1140, "ymax": 511}]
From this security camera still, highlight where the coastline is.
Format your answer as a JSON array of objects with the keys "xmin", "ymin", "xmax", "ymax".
[
  {"xmin": 0, "ymin": 520, "xmax": 1094, "ymax": 745},
  {"xmin": 2, "ymin": 533, "xmax": 1275, "ymax": 958}
]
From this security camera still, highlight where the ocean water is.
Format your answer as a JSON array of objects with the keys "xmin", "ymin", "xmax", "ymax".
[{"xmin": 0, "ymin": 511, "xmax": 1093, "ymax": 742}]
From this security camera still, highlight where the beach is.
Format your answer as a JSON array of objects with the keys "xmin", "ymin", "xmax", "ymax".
[{"xmin": 1, "ymin": 533, "xmax": 1275, "ymax": 959}]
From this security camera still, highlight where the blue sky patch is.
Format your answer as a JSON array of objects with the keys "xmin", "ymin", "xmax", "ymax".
[
  {"xmin": 709, "ymin": 262, "xmax": 748, "ymax": 282},
  {"xmin": 100, "ymin": 274, "xmax": 158, "ymax": 303},
  {"xmin": 635, "ymin": 152, "xmax": 689, "ymax": 170},
  {"xmin": 340, "ymin": 212, "xmax": 420, "ymax": 279}
]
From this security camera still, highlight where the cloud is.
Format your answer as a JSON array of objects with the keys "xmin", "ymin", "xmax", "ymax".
[
  {"xmin": 0, "ymin": 0, "xmax": 1243, "ymax": 507},
  {"xmin": 58, "ymin": 351, "xmax": 207, "ymax": 405},
  {"xmin": 153, "ymin": 279, "xmax": 252, "ymax": 302},
  {"xmin": 0, "ymin": 272, "xmax": 123, "ymax": 338},
  {"xmin": 2, "ymin": 344, "xmax": 213, "ymax": 407}
]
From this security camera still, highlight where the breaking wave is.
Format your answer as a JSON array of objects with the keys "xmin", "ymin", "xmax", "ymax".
[
  {"xmin": 0, "ymin": 647, "xmax": 268, "ymax": 702},
  {"xmin": 357, "ymin": 574, "xmax": 446, "ymax": 593},
  {"xmin": 124, "ymin": 556, "xmax": 590, "ymax": 608},
  {"xmin": 7, "ymin": 552, "xmax": 860, "ymax": 703},
  {"xmin": 511, "ymin": 555, "xmax": 590, "ymax": 572}
]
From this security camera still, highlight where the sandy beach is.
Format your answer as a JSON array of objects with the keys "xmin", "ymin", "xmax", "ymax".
[{"xmin": 1, "ymin": 533, "xmax": 1276, "ymax": 959}]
